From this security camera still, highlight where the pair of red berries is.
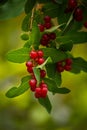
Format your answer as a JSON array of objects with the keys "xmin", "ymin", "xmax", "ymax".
[
  {"xmin": 56, "ymin": 58, "xmax": 72, "ymax": 73},
  {"xmin": 38, "ymin": 15, "xmax": 52, "ymax": 32},
  {"xmin": 29, "ymin": 80, "xmax": 48, "ymax": 98},
  {"xmin": 65, "ymin": 0, "xmax": 83, "ymax": 22}
]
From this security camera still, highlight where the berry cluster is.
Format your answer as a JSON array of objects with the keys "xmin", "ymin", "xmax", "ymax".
[
  {"xmin": 56, "ymin": 58, "xmax": 72, "ymax": 73},
  {"xmin": 65, "ymin": 0, "xmax": 87, "ymax": 28},
  {"xmin": 26, "ymin": 50, "xmax": 48, "ymax": 98},
  {"xmin": 38, "ymin": 15, "xmax": 56, "ymax": 46}
]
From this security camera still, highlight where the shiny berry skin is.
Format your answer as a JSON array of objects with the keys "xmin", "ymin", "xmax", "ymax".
[
  {"xmin": 27, "ymin": 67, "xmax": 33, "ymax": 73},
  {"xmin": 84, "ymin": 21, "xmax": 87, "ymax": 28},
  {"xmin": 64, "ymin": 65, "xmax": 72, "ymax": 71},
  {"xmin": 41, "ymin": 87, "xmax": 48, "ymax": 98},
  {"xmin": 65, "ymin": 58, "xmax": 72, "ymax": 65},
  {"xmin": 57, "ymin": 66, "xmax": 64, "ymax": 73},
  {"xmin": 49, "ymin": 33, "xmax": 56, "ymax": 40},
  {"xmin": 40, "ymin": 70, "xmax": 46, "ymax": 78},
  {"xmin": 68, "ymin": 0, "xmax": 77, "ymax": 10},
  {"xmin": 44, "ymin": 16, "xmax": 51, "ymax": 23},
  {"xmin": 44, "ymin": 22, "xmax": 52, "ymax": 29},
  {"xmin": 37, "ymin": 50, "xmax": 44, "ymax": 58},
  {"xmin": 38, "ymin": 24, "xmax": 45, "ymax": 32},
  {"xmin": 40, "ymin": 39, "xmax": 49, "ymax": 46},
  {"xmin": 29, "ymin": 79, "xmax": 37, "ymax": 87},
  {"xmin": 26, "ymin": 61, "xmax": 33, "ymax": 68},
  {"xmin": 73, "ymin": 8, "xmax": 83, "ymax": 21},
  {"xmin": 40, "ymin": 83, "xmax": 48, "ymax": 89},
  {"xmin": 30, "ymin": 50, "xmax": 38, "ymax": 59},
  {"xmin": 35, "ymin": 87, "xmax": 42, "ymax": 98},
  {"xmin": 38, "ymin": 58, "xmax": 45, "ymax": 65}
]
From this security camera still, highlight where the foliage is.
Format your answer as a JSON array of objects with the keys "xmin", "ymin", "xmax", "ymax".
[{"xmin": 1, "ymin": 0, "xmax": 87, "ymax": 113}]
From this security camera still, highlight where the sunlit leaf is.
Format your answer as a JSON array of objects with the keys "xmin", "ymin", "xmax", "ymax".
[
  {"xmin": 6, "ymin": 76, "xmax": 31, "ymax": 98},
  {"xmin": 6, "ymin": 47, "xmax": 31, "ymax": 63}
]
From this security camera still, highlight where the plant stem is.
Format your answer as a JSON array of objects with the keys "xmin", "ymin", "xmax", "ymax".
[{"xmin": 30, "ymin": 7, "xmax": 35, "ymax": 31}]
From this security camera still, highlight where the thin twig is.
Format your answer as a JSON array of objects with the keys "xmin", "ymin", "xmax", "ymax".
[{"xmin": 30, "ymin": 7, "xmax": 35, "ymax": 31}]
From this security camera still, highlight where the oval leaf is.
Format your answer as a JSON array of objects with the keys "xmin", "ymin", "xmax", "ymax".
[
  {"xmin": 6, "ymin": 76, "xmax": 31, "ymax": 98},
  {"xmin": 6, "ymin": 47, "xmax": 31, "ymax": 63},
  {"xmin": 38, "ymin": 96, "xmax": 52, "ymax": 113},
  {"xmin": 25, "ymin": 0, "xmax": 36, "ymax": 14}
]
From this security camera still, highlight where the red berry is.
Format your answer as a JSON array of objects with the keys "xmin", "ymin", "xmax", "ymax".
[
  {"xmin": 38, "ymin": 58, "xmax": 45, "ymax": 65},
  {"xmin": 42, "ymin": 34, "xmax": 50, "ymax": 41},
  {"xmin": 35, "ymin": 87, "xmax": 42, "ymax": 98},
  {"xmin": 65, "ymin": 58, "xmax": 72, "ymax": 65},
  {"xmin": 40, "ymin": 39, "xmax": 49, "ymax": 46},
  {"xmin": 40, "ymin": 83, "xmax": 48, "ymax": 88},
  {"xmin": 68, "ymin": 0, "xmax": 77, "ymax": 10},
  {"xmin": 40, "ymin": 69, "xmax": 46, "ymax": 78},
  {"xmin": 57, "ymin": 66, "xmax": 64, "ymax": 73},
  {"xmin": 57, "ymin": 61, "xmax": 63, "ymax": 66},
  {"xmin": 29, "ymin": 79, "xmax": 37, "ymax": 87},
  {"xmin": 49, "ymin": 33, "xmax": 56, "ymax": 40},
  {"xmin": 64, "ymin": 65, "xmax": 72, "ymax": 71},
  {"xmin": 44, "ymin": 16, "xmax": 51, "ymax": 23},
  {"xmin": 29, "ymin": 80, "xmax": 37, "ymax": 91},
  {"xmin": 37, "ymin": 50, "xmax": 44, "ymax": 58},
  {"xmin": 73, "ymin": 8, "xmax": 83, "ymax": 21},
  {"xmin": 41, "ymin": 87, "xmax": 48, "ymax": 98},
  {"xmin": 27, "ymin": 66, "xmax": 33, "ymax": 73},
  {"xmin": 30, "ymin": 50, "xmax": 38, "ymax": 59},
  {"xmin": 26, "ymin": 61, "xmax": 33, "ymax": 68},
  {"xmin": 84, "ymin": 21, "xmax": 87, "ymax": 28},
  {"xmin": 64, "ymin": 7, "xmax": 72, "ymax": 13},
  {"xmin": 38, "ymin": 24, "xmax": 45, "ymax": 32},
  {"xmin": 44, "ymin": 22, "xmax": 52, "ymax": 29}
]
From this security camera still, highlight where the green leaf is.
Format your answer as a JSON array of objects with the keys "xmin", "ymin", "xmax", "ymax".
[
  {"xmin": 44, "ymin": 78, "xmax": 70, "ymax": 94},
  {"xmin": 6, "ymin": 76, "xmax": 31, "ymax": 98},
  {"xmin": 46, "ymin": 63, "xmax": 56, "ymax": 79},
  {"xmin": 21, "ymin": 13, "xmax": 31, "ymax": 32},
  {"xmin": 6, "ymin": 47, "xmax": 31, "ymax": 63},
  {"xmin": 59, "ymin": 42, "xmax": 73, "ymax": 51},
  {"xmin": 25, "ymin": 0, "xmax": 36, "ymax": 14},
  {"xmin": 38, "ymin": 96, "xmax": 52, "ymax": 113},
  {"xmin": 54, "ymin": 72, "xmax": 62, "ymax": 86},
  {"xmin": 45, "ymin": 23, "xmax": 65, "ymax": 33},
  {"xmin": 43, "ymin": 3, "xmax": 59, "ymax": 18},
  {"xmin": 33, "ymin": 67, "xmax": 40, "ymax": 85},
  {"xmin": 37, "ymin": 57, "xmax": 52, "ymax": 69},
  {"xmin": 55, "ymin": 87, "xmax": 71, "ymax": 94},
  {"xmin": 23, "ymin": 40, "xmax": 31, "ymax": 48},
  {"xmin": 29, "ymin": 20, "xmax": 40, "ymax": 48},
  {"xmin": 46, "ymin": 63, "xmax": 62, "ymax": 86},
  {"xmin": 71, "ymin": 57, "xmax": 87, "ymax": 74},
  {"xmin": 56, "ymin": 32, "xmax": 87, "ymax": 44},
  {"xmin": 61, "ymin": 12, "xmax": 73, "ymax": 35},
  {"xmin": 21, "ymin": 33, "xmax": 29, "ymax": 41},
  {"xmin": 0, "ymin": 0, "xmax": 26, "ymax": 20},
  {"xmin": 42, "ymin": 48, "xmax": 67, "ymax": 63}
]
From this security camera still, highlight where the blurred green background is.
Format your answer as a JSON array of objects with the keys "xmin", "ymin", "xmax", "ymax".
[{"xmin": 0, "ymin": 13, "xmax": 87, "ymax": 130}]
